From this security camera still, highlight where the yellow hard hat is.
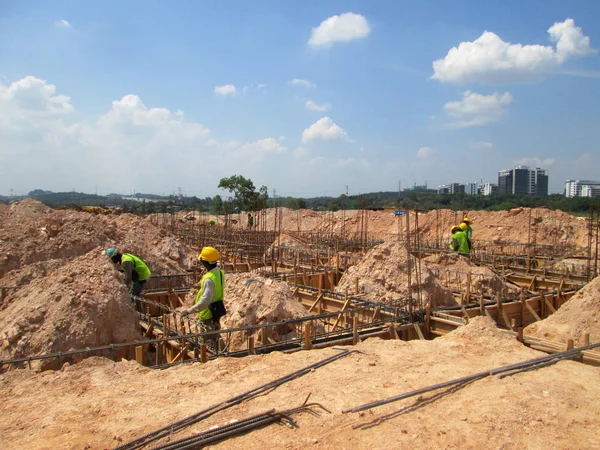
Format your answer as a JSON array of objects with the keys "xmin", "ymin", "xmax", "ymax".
[
  {"xmin": 460, "ymin": 223, "xmax": 467, "ymax": 231},
  {"xmin": 451, "ymin": 225, "xmax": 460, "ymax": 233},
  {"xmin": 198, "ymin": 246, "xmax": 220, "ymax": 263},
  {"xmin": 463, "ymin": 217, "xmax": 470, "ymax": 223}
]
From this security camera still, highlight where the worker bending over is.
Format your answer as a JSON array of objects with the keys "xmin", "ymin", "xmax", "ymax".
[
  {"xmin": 182, "ymin": 246, "xmax": 226, "ymax": 350},
  {"xmin": 106, "ymin": 248, "xmax": 151, "ymax": 296},
  {"xmin": 449, "ymin": 226, "xmax": 471, "ymax": 257}
]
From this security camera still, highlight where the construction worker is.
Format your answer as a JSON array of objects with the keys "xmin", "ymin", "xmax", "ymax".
[
  {"xmin": 247, "ymin": 212, "xmax": 254, "ymax": 231},
  {"xmin": 182, "ymin": 246, "xmax": 226, "ymax": 351},
  {"xmin": 461, "ymin": 217, "xmax": 473, "ymax": 240},
  {"xmin": 460, "ymin": 222, "xmax": 473, "ymax": 253},
  {"xmin": 106, "ymin": 248, "xmax": 151, "ymax": 296},
  {"xmin": 449, "ymin": 226, "xmax": 470, "ymax": 256}
]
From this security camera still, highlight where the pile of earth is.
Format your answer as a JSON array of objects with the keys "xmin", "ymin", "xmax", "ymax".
[
  {"xmin": 335, "ymin": 241, "xmax": 455, "ymax": 307},
  {"xmin": 0, "ymin": 251, "xmax": 139, "ymax": 369},
  {"xmin": 525, "ymin": 274, "xmax": 600, "ymax": 344},
  {"xmin": 185, "ymin": 272, "xmax": 316, "ymax": 350},
  {"xmin": 422, "ymin": 252, "xmax": 521, "ymax": 299}
]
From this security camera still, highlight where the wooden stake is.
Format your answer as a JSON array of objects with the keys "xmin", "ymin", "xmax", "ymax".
[
  {"xmin": 584, "ymin": 333, "xmax": 590, "ymax": 346},
  {"xmin": 248, "ymin": 336, "xmax": 255, "ymax": 355},
  {"xmin": 566, "ymin": 339, "xmax": 574, "ymax": 351},
  {"xmin": 425, "ymin": 305, "xmax": 431, "ymax": 338},
  {"xmin": 352, "ymin": 316, "xmax": 360, "ymax": 345},
  {"xmin": 304, "ymin": 322, "xmax": 312, "ymax": 350},
  {"xmin": 200, "ymin": 344, "xmax": 208, "ymax": 363},
  {"xmin": 517, "ymin": 327, "xmax": 523, "ymax": 343},
  {"xmin": 466, "ymin": 271, "xmax": 471, "ymax": 303},
  {"xmin": 355, "ymin": 277, "xmax": 359, "ymax": 295}
]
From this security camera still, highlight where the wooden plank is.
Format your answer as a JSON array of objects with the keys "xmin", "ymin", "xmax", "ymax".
[
  {"xmin": 414, "ymin": 323, "xmax": 425, "ymax": 340},
  {"xmin": 525, "ymin": 300, "xmax": 542, "ymax": 322},
  {"xmin": 135, "ymin": 345, "xmax": 145, "ymax": 366}
]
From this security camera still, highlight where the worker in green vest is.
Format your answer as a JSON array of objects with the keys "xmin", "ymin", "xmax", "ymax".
[
  {"xmin": 460, "ymin": 222, "xmax": 473, "ymax": 253},
  {"xmin": 247, "ymin": 212, "xmax": 254, "ymax": 231},
  {"xmin": 182, "ymin": 246, "xmax": 226, "ymax": 351},
  {"xmin": 106, "ymin": 248, "xmax": 151, "ymax": 296},
  {"xmin": 461, "ymin": 217, "xmax": 473, "ymax": 240},
  {"xmin": 449, "ymin": 226, "xmax": 470, "ymax": 256}
]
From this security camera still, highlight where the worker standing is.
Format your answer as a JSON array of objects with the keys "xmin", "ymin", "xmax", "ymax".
[
  {"xmin": 182, "ymin": 246, "xmax": 226, "ymax": 351},
  {"xmin": 106, "ymin": 248, "xmax": 151, "ymax": 296},
  {"xmin": 459, "ymin": 222, "xmax": 472, "ymax": 253},
  {"xmin": 247, "ymin": 212, "xmax": 254, "ymax": 231},
  {"xmin": 449, "ymin": 226, "xmax": 470, "ymax": 257},
  {"xmin": 461, "ymin": 217, "xmax": 473, "ymax": 240}
]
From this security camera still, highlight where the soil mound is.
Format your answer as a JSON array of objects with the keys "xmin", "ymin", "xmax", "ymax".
[
  {"xmin": 0, "ymin": 200, "xmax": 195, "ymax": 282},
  {"xmin": 186, "ymin": 272, "xmax": 313, "ymax": 349},
  {"xmin": 525, "ymin": 275, "xmax": 600, "ymax": 344},
  {"xmin": 443, "ymin": 316, "xmax": 524, "ymax": 354},
  {"xmin": 335, "ymin": 241, "xmax": 455, "ymax": 307},
  {"xmin": 0, "ymin": 251, "xmax": 140, "ymax": 369},
  {"xmin": 422, "ymin": 253, "xmax": 520, "ymax": 298}
]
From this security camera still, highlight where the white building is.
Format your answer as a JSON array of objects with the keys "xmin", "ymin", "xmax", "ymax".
[{"xmin": 565, "ymin": 180, "xmax": 600, "ymax": 198}]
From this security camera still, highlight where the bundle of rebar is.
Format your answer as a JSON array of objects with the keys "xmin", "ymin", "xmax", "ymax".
[
  {"xmin": 116, "ymin": 348, "xmax": 354, "ymax": 450},
  {"xmin": 151, "ymin": 398, "xmax": 329, "ymax": 450}
]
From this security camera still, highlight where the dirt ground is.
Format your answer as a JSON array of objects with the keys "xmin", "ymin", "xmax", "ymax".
[
  {"xmin": 2, "ymin": 201, "xmax": 600, "ymax": 449},
  {"xmin": 1, "ymin": 317, "xmax": 599, "ymax": 450}
]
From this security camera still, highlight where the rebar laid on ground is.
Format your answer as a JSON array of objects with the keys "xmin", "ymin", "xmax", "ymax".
[
  {"xmin": 151, "ymin": 396, "xmax": 330, "ymax": 450},
  {"xmin": 116, "ymin": 348, "xmax": 355, "ymax": 450},
  {"xmin": 342, "ymin": 341, "xmax": 600, "ymax": 414}
]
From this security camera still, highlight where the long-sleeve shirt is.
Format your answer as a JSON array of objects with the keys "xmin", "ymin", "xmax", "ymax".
[
  {"xmin": 122, "ymin": 261, "xmax": 135, "ymax": 286},
  {"xmin": 185, "ymin": 268, "xmax": 219, "ymax": 314}
]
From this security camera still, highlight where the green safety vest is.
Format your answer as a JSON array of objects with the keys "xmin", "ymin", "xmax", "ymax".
[
  {"xmin": 196, "ymin": 269, "xmax": 225, "ymax": 320},
  {"xmin": 450, "ymin": 231, "xmax": 470, "ymax": 255},
  {"xmin": 121, "ymin": 253, "xmax": 151, "ymax": 281}
]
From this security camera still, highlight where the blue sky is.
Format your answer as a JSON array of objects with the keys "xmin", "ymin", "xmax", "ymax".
[{"xmin": 1, "ymin": 0, "xmax": 599, "ymax": 198}]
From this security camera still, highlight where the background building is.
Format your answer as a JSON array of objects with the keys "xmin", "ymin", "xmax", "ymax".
[
  {"xmin": 498, "ymin": 166, "xmax": 548, "ymax": 196},
  {"xmin": 565, "ymin": 180, "xmax": 600, "ymax": 198},
  {"xmin": 479, "ymin": 183, "xmax": 498, "ymax": 196}
]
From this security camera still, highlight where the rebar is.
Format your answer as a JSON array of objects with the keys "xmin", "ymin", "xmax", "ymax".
[{"xmin": 116, "ymin": 348, "xmax": 353, "ymax": 450}]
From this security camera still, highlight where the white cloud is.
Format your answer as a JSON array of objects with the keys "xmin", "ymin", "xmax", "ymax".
[
  {"xmin": 257, "ymin": 83, "xmax": 267, "ymax": 89},
  {"xmin": 513, "ymin": 157, "xmax": 556, "ymax": 167},
  {"xmin": 443, "ymin": 91, "xmax": 512, "ymax": 128},
  {"xmin": 305, "ymin": 100, "xmax": 331, "ymax": 112},
  {"xmin": 293, "ymin": 147, "xmax": 308, "ymax": 158},
  {"xmin": 471, "ymin": 141, "xmax": 494, "ymax": 150},
  {"xmin": 233, "ymin": 138, "xmax": 287, "ymax": 160},
  {"xmin": 55, "ymin": 19, "xmax": 71, "ymax": 29},
  {"xmin": 308, "ymin": 12, "xmax": 370, "ymax": 47},
  {"xmin": 302, "ymin": 117, "xmax": 351, "ymax": 144},
  {"xmin": 417, "ymin": 147, "xmax": 436, "ymax": 159},
  {"xmin": 432, "ymin": 18, "xmax": 595, "ymax": 83},
  {"xmin": 290, "ymin": 78, "xmax": 315, "ymax": 88},
  {"xmin": 214, "ymin": 85, "xmax": 236, "ymax": 96}
]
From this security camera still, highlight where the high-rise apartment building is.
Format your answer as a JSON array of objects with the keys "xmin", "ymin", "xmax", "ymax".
[{"xmin": 498, "ymin": 166, "xmax": 548, "ymax": 196}]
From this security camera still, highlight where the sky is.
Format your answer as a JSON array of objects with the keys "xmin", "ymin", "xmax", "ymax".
[{"xmin": 1, "ymin": 0, "xmax": 599, "ymax": 198}]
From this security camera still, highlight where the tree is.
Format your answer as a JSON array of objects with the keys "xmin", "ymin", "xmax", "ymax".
[
  {"xmin": 212, "ymin": 195, "xmax": 224, "ymax": 215},
  {"xmin": 218, "ymin": 175, "xmax": 268, "ymax": 211}
]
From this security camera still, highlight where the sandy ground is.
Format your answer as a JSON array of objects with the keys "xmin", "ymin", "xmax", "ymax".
[{"xmin": 2, "ymin": 318, "xmax": 599, "ymax": 450}]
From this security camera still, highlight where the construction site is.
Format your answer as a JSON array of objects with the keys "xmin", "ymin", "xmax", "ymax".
[{"xmin": 1, "ymin": 199, "xmax": 600, "ymax": 449}]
